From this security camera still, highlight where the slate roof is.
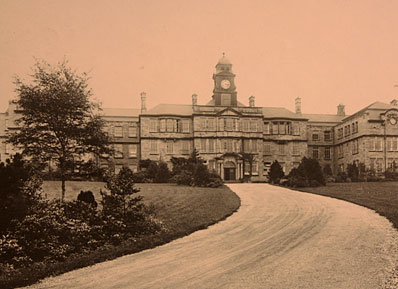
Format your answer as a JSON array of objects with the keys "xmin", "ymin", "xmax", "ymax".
[
  {"xmin": 101, "ymin": 108, "xmax": 140, "ymax": 117},
  {"xmin": 342, "ymin": 101, "xmax": 398, "ymax": 121},
  {"xmin": 303, "ymin": 113, "xmax": 346, "ymax": 123},
  {"xmin": 144, "ymin": 104, "xmax": 193, "ymax": 116},
  {"xmin": 262, "ymin": 107, "xmax": 306, "ymax": 120}
]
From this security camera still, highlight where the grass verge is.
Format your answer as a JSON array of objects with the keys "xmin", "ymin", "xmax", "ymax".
[
  {"xmin": 295, "ymin": 182, "xmax": 398, "ymax": 228},
  {"xmin": 1, "ymin": 182, "xmax": 240, "ymax": 289}
]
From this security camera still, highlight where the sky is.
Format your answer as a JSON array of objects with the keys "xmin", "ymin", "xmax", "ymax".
[{"xmin": 1, "ymin": 0, "xmax": 398, "ymax": 115}]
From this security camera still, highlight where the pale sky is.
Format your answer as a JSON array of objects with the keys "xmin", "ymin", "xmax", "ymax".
[{"xmin": 1, "ymin": 0, "xmax": 398, "ymax": 115}]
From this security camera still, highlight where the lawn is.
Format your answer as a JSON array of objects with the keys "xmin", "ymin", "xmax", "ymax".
[
  {"xmin": 2, "ymin": 181, "xmax": 240, "ymax": 289},
  {"xmin": 296, "ymin": 182, "xmax": 398, "ymax": 229},
  {"xmin": 43, "ymin": 181, "xmax": 241, "ymax": 236}
]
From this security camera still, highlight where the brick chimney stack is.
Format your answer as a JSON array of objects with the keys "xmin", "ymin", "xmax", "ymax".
[
  {"xmin": 337, "ymin": 104, "xmax": 345, "ymax": 116},
  {"xmin": 295, "ymin": 97, "xmax": 302, "ymax": 114},
  {"xmin": 141, "ymin": 92, "xmax": 147, "ymax": 113},
  {"xmin": 192, "ymin": 93, "xmax": 197, "ymax": 106},
  {"xmin": 249, "ymin": 96, "xmax": 255, "ymax": 107}
]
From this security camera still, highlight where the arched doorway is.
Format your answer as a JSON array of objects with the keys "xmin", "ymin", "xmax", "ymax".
[{"xmin": 224, "ymin": 161, "xmax": 236, "ymax": 181}]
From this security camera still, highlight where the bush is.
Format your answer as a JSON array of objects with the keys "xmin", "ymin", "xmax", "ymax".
[
  {"xmin": 286, "ymin": 157, "xmax": 325, "ymax": 188},
  {"xmin": 268, "ymin": 160, "xmax": 285, "ymax": 184},
  {"xmin": 0, "ymin": 154, "xmax": 42, "ymax": 235},
  {"xmin": 347, "ymin": 162, "xmax": 359, "ymax": 182},
  {"xmin": 77, "ymin": 190, "xmax": 98, "ymax": 208},
  {"xmin": 172, "ymin": 170, "xmax": 193, "ymax": 186}
]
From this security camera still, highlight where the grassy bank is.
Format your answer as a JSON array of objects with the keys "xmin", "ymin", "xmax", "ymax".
[
  {"xmin": 296, "ymin": 182, "xmax": 398, "ymax": 229},
  {"xmin": 2, "ymin": 182, "xmax": 240, "ymax": 289}
]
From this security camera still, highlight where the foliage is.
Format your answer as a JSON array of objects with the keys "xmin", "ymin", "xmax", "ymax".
[
  {"xmin": 77, "ymin": 190, "xmax": 98, "ymax": 208},
  {"xmin": 286, "ymin": 157, "xmax": 325, "ymax": 187},
  {"xmin": 0, "ymin": 168, "xmax": 163, "ymax": 273},
  {"xmin": 136, "ymin": 160, "xmax": 171, "ymax": 183},
  {"xmin": 0, "ymin": 154, "xmax": 42, "ymax": 235},
  {"xmin": 7, "ymin": 60, "xmax": 110, "ymax": 201},
  {"xmin": 171, "ymin": 150, "xmax": 223, "ymax": 187},
  {"xmin": 323, "ymin": 164, "xmax": 333, "ymax": 176},
  {"xmin": 268, "ymin": 160, "xmax": 285, "ymax": 184},
  {"xmin": 347, "ymin": 162, "xmax": 359, "ymax": 182}
]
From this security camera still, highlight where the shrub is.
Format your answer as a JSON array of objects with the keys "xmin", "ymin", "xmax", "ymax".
[
  {"xmin": 268, "ymin": 160, "xmax": 285, "ymax": 184},
  {"xmin": 347, "ymin": 162, "xmax": 359, "ymax": 182},
  {"xmin": 77, "ymin": 190, "xmax": 98, "ymax": 208},
  {"xmin": 286, "ymin": 157, "xmax": 325, "ymax": 187},
  {"xmin": 0, "ymin": 154, "xmax": 42, "ymax": 235},
  {"xmin": 172, "ymin": 170, "xmax": 193, "ymax": 186}
]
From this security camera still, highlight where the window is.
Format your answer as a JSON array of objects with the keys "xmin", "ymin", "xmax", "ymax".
[
  {"xmin": 352, "ymin": 140, "xmax": 359, "ymax": 154},
  {"xmin": 338, "ymin": 145, "xmax": 343, "ymax": 158},
  {"xmin": 346, "ymin": 125, "xmax": 351, "ymax": 136},
  {"xmin": 182, "ymin": 119, "xmax": 190, "ymax": 133},
  {"xmin": 114, "ymin": 144, "xmax": 123, "ymax": 158},
  {"xmin": 293, "ymin": 142, "xmax": 300, "ymax": 155},
  {"xmin": 312, "ymin": 146, "xmax": 319, "ymax": 159},
  {"xmin": 279, "ymin": 122, "xmax": 286, "ymax": 135},
  {"xmin": 226, "ymin": 139, "xmax": 233, "ymax": 152},
  {"xmin": 201, "ymin": 139, "xmax": 207, "ymax": 152},
  {"xmin": 128, "ymin": 144, "xmax": 137, "ymax": 158},
  {"xmin": 5, "ymin": 143, "xmax": 9, "ymax": 154},
  {"xmin": 278, "ymin": 143, "xmax": 286, "ymax": 155},
  {"xmin": 272, "ymin": 122, "xmax": 278, "ymax": 134},
  {"xmin": 376, "ymin": 158, "xmax": 383, "ymax": 172},
  {"xmin": 250, "ymin": 119, "xmax": 258, "ymax": 132},
  {"xmin": 225, "ymin": 118, "xmax": 233, "ymax": 131},
  {"xmin": 312, "ymin": 133, "xmax": 319, "ymax": 141},
  {"xmin": 375, "ymin": 137, "xmax": 382, "ymax": 151},
  {"xmin": 324, "ymin": 146, "xmax": 331, "ymax": 160},
  {"xmin": 242, "ymin": 119, "xmax": 249, "ymax": 132},
  {"xmin": 352, "ymin": 123, "xmax": 355, "ymax": 134},
  {"xmin": 209, "ymin": 139, "xmax": 216, "ymax": 152},
  {"xmin": 150, "ymin": 119, "xmax": 158, "ymax": 132},
  {"xmin": 393, "ymin": 137, "xmax": 398, "ymax": 151},
  {"xmin": 264, "ymin": 122, "xmax": 270, "ymax": 134},
  {"xmin": 292, "ymin": 122, "xmax": 300, "ymax": 136},
  {"xmin": 244, "ymin": 162, "xmax": 258, "ymax": 175},
  {"xmin": 128, "ymin": 125, "xmax": 137, "ymax": 137},
  {"xmin": 166, "ymin": 119, "xmax": 174, "ymax": 132},
  {"xmin": 166, "ymin": 140, "xmax": 173, "ymax": 154},
  {"xmin": 264, "ymin": 142, "xmax": 271, "ymax": 155},
  {"xmin": 181, "ymin": 141, "xmax": 190, "ymax": 154},
  {"xmin": 324, "ymin": 131, "xmax": 331, "ymax": 141},
  {"xmin": 337, "ymin": 128, "xmax": 343, "ymax": 139},
  {"xmin": 150, "ymin": 140, "xmax": 158, "ymax": 154},
  {"xmin": 200, "ymin": 118, "xmax": 206, "ymax": 130},
  {"xmin": 159, "ymin": 119, "xmax": 166, "ymax": 132},
  {"xmin": 252, "ymin": 139, "xmax": 257, "ymax": 152},
  {"xmin": 114, "ymin": 126, "xmax": 123, "ymax": 137}
]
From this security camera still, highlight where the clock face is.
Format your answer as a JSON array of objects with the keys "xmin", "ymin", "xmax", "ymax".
[
  {"xmin": 221, "ymin": 79, "xmax": 231, "ymax": 89},
  {"xmin": 389, "ymin": 117, "xmax": 397, "ymax": 125}
]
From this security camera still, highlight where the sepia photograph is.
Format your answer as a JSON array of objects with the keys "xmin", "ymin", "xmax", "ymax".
[{"xmin": 1, "ymin": 0, "xmax": 398, "ymax": 288}]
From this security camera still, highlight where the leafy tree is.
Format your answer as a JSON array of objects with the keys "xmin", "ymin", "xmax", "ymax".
[
  {"xmin": 8, "ymin": 60, "xmax": 110, "ymax": 201},
  {"xmin": 269, "ymin": 160, "xmax": 285, "ymax": 184}
]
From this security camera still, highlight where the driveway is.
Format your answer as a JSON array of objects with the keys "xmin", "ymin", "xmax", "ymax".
[{"xmin": 27, "ymin": 184, "xmax": 398, "ymax": 288}]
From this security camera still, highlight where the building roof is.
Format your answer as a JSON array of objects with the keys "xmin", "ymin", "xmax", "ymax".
[
  {"xmin": 342, "ymin": 101, "xmax": 398, "ymax": 121},
  {"xmin": 217, "ymin": 54, "xmax": 232, "ymax": 65},
  {"xmin": 144, "ymin": 104, "xmax": 193, "ymax": 116},
  {"xmin": 262, "ymin": 107, "xmax": 306, "ymax": 120},
  {"xmin": 101, "ymin": 108, "xmax": 140, "ymax": 117},
  {"xmin": 303, "ymin": 113, "xmax": 346, "ymax": 123}
]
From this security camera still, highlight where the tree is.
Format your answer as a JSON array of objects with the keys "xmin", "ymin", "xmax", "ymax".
[
  {"xmin": 8, "ymin": 60, "xmax": 110, "ymax": 201},
  {"xmin": 269, "ymin": 160, "xmax": 285, "ymax": 184}
]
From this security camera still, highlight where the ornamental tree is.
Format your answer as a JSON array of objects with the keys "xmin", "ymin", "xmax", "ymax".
[{"xmin": 8, "ymin": 60, "xmax": 111, "ymax": 201}]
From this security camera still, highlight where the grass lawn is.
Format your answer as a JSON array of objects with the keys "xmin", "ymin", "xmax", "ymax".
[
  {"xmin": 296, "ymin": 182, "xmax": 398, "ymax": 229},
  {"xmin": 2, "ymin": 181, "xmax": 240, "ymax": 289}
]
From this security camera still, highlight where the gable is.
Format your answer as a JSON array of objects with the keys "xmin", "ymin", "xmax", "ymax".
[{"xmin": 217, "ymin": 107, "xmax": 241, "ymax": 116}]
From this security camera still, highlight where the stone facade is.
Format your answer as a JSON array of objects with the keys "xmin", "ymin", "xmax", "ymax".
[{"xmin": 1, "ymin": 55, "xmax": 398, "ymax": 180}]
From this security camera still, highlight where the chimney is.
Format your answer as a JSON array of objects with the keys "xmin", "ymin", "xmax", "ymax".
[
  {"xmin": 295, "ymin": 97, "xmax": 302, "ymax": 114},
  {"xmin": 337, "ymin": 104, "xmax": 345, "ymax": 116},
  {"xmin": 192, "ymin": 93, "xmax": 197, "ymax": 106},
  {"xmin": 249, "ymin": 95, "xmax": 255, "ymax": 107},
  {"xmin": 391, "ymin": 99, "xmax": 398, "ymax": 106},
  {"xmin": 140, "ymin": 92, "xmax": 147, "ymax": 113}
]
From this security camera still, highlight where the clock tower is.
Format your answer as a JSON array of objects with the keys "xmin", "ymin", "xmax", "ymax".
[{"xmin": 212, "ymin": 54, "xmax": 237, "ymax": 106}]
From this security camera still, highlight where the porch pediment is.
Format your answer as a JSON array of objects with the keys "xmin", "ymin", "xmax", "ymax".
[{"xmin": 217, "ymin": 107, "xmax": 242, "ymax": 117}]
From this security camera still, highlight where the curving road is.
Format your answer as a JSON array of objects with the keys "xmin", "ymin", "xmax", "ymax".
[{"xmin": 27, "ymin": 184, "xmax": 398, "ymax": 289}]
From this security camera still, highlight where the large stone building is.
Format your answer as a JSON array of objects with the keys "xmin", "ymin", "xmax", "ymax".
[{"xmin": 1, "ymin": 55, "xmax": 398, "ymax": 180}]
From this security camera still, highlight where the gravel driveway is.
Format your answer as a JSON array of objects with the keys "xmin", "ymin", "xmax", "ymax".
[{"xmin": 26, "ymin": 184, "xmax": 398, "ymax": 289}]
